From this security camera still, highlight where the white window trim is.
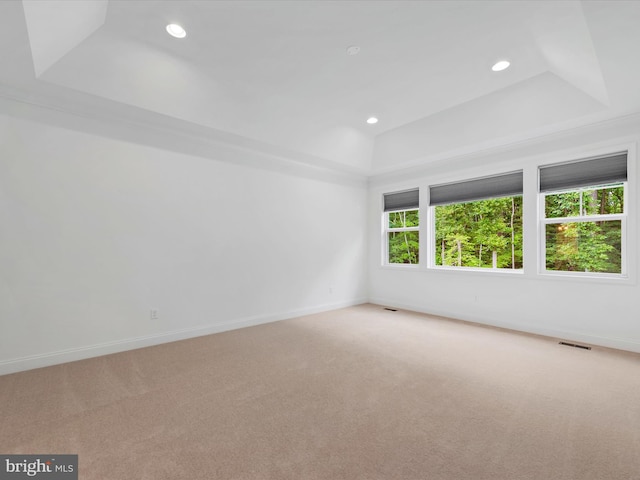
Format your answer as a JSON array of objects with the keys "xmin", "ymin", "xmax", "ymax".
[
  {"xmin": 538, "ymin": 182, "xmax": 627, "ymax": 279},
  {"xmin": 428, "ymin": 197, "xmax": 524, "ymax": 273},
  {"xmin": 383, "ymin": 209, "xmax": 420, "ymax": 267},
  {"xmin": 377, "ymin": 141, "xmax": 636, "ymax": 284}
]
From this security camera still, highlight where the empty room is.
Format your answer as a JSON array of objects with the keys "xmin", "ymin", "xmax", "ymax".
[{"xmin": 1, "ymin": 1, "xmax": 639, "ymax": 479}]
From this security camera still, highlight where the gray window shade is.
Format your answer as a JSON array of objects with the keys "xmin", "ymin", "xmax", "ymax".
[
  {"xmin": 383, "ymin": 188, "xmax": 419, "ymax": 212},
  {"xmin": 429, "ymin": 171, "xmax": 523, "ymax": 206},
  {"xmin": 539, "ymin": 153, "xmax": 627, "ymax": 192}
]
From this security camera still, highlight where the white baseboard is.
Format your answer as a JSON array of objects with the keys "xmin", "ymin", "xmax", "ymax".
[
  {"xmin": 369, "ymin": 297, "xmax": 640, "ymax": 354},
  {"xmin": 0, "ymin": 298, "xmax": 368, "ymax": 376}
]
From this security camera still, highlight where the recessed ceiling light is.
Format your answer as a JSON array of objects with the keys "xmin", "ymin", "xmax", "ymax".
[
  {"xmin": 166, "ymin": 23, "xmax": 186, "ymax": 39},
  {"xmin": 366, "ymin": 117, "xmax": 378, "ymax": 124},
  {"xmin": 492, "ymin": 60, "xmax": 510, "ymax": 72}
]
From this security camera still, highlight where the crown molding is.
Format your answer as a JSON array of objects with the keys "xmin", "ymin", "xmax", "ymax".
[
  {"xmin": 0, "ymin": 82, "xmax": 368, "ymax": 187},
  {"xmin": 369, "ymin": 110, "xmax": 640, "ymax": 186},
  {"xmin": 4, "ymin": 81, "xmax": 640, "ymax": 189}
]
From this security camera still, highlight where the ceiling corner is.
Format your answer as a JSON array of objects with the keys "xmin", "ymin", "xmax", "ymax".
[
  {"xmin": 22, "ymin": 0, "xmax": 108, "ymax": 77},
  {"xmin": 532, "ymin": 0, "xmax": 610, "ymax": 107}
]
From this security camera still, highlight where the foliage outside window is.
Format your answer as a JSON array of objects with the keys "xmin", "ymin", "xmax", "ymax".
[
  {"xmin": 434, "ymin": 196, "xmax": 523, "ymax": 269},
  {"xmin": 387, "ymin": 209, "xmax": 419, "ymax": 264},
  {"xmin": 543, "ymin": 184, "xmax": 624, "ymax": 274}
]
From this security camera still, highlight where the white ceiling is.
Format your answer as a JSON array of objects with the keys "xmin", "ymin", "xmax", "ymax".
[{"xmin": 2, "ymin": 0, "xmax": 640, "ymax": 175}]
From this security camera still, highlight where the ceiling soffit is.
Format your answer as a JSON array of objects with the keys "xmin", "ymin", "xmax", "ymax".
[
  {"xmin": 4, "ymin": 1, "xmax": 639, "ymax": 175},
  {"xmin": 22, "ymin": 0, "xmax": 108, "ymax": 77}
]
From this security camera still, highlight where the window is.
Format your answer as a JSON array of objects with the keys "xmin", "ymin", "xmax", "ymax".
[
  {"xmin": 540, "ymin": 153, "xmax": 627, "ymax": 275},
  {"xmin": 383, "ymin": 189, "xmax": 419, "ymax": 265},
  {"xmin": 430, "ymin": 172, "xmax": 523, "ymax": 270}
]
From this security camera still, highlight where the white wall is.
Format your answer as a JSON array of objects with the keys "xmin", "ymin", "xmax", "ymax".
[
  {"xmin": 368, "ymin": 115, "xmax": 640, "ymax": 353},
  {"xmin": 3, "ymin": 100, "xmax": 640, "ymax": 377},
  {"xmin": 0, "ymin": 113, "xmax": 368, "ymax": 374}
]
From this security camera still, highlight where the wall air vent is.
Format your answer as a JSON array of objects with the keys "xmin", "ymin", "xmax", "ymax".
[{"xmin": 559, "ymin": 341, "xmax": 591, "ymax": 350}]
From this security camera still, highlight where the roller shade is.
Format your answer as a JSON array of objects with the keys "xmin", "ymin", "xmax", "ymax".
[
  {"xmin": 539, "ymin": 153, "xmax": 627, "ymax": 192},
  {"xmin": 383, "ymin": 188, "xmax": 419, "ymax": 212},
  {"xmin": 429, "ymin": 171, "xmax": 523, "ymax": 206}
]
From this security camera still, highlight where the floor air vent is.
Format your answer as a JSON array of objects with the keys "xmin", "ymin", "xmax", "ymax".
[
  {"xmin": 384, "ymin": 308, "xmax": 398, "ymax": 312},
  {"xmin": 559, "ymin": 341, "xmax": 591, "ymax": 350}
]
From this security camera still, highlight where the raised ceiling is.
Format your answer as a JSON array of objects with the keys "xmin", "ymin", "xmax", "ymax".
[{"xmin": 2, "ymin": 0, "xmax": 640, "ymax": 175}]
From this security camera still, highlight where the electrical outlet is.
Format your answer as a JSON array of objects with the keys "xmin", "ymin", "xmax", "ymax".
[{"xmin": 150, "ymin": 309, "xmax": 159, "ymax": 320}]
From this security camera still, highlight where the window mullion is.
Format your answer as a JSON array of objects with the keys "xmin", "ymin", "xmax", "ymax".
[
  {"xmin": 387, "ymin": 227, "xmax": 420, "ymax": 232},
  {"xmin": 543, "ymin": 213, "xmax": 625, "ymax": 224}
]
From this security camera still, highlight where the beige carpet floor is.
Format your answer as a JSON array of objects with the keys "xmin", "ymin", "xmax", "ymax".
[{"xmin": 1, "ymin": 304, "xmax": 640, "ymax": 479}]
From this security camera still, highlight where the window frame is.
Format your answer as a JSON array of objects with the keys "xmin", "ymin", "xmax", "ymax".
[
  {"xmin": 539, "ymin": 182, "xmax": 628, "ymax": 278},
  {"xmin": 377, "ymin": 143, "xmax": 635, "ymax": 283},
  {"xmin": 427, "ymin": 171, "xmax": 524, "ymax": 273},
  {"xmin": 383, "ymin": 208, "xmax": 420, "ymax": 266},
  {"xmin": 381, "ymin": 188, "xmax": 420, "ymax": 267},
  {"xmin": 428, "ymin": 194, "xmax": 524, "ymax": 273}
]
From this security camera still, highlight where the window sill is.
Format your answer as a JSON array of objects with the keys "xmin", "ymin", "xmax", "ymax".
[
  {"xmin": 381, "ymin": 263, "xmax": 421, "ymax": 270},
  {"xmin": 378, "ymin": 264, "xmax": 635, "ymax": 284},
  {"xmin": 537, "ymin": 271, "xmax": 634, "ymax": 285},
  {"xmin": 429, "ymin": 266, "xmax": 524, "ymax": 277},
  {"xmin": 379, "ymin": 264, "xmax": 523, "ymax": 276}
]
